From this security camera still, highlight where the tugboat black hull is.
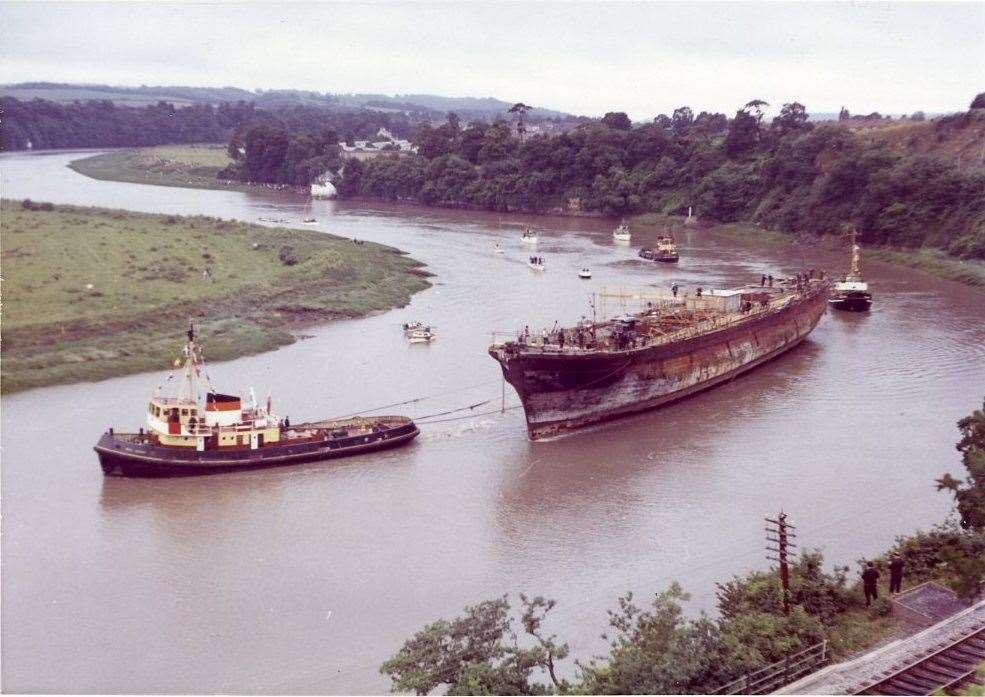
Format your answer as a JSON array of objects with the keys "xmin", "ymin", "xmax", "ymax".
[
  {"xmin": 94, "ymin": 422, "xmax": 419, "ymax": 477},
  {"xmin": 829, "ymin": 294, "xmax": 872, "ymax": 312}
]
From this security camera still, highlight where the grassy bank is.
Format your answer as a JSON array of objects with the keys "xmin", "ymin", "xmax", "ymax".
[
  {"xmin": 635, "ymin": 216, "xmax": 985, "ymax": 291},
  {"xmin": 0, "ymin": 200, "xmax": 431, "ymax": 393},
  {"xmin": 68, "ymin": 145, "xmax": 253, "ymax": 192}
]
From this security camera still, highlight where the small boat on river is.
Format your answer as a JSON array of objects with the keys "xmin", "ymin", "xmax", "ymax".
[
  {"xmin": 494, "ymin": 243, "xmax": 505, "ymax": 255},
  {"xmin": 528, "ymin": 256, "xmax": 546, "ymax": 271},
  {"xmin": 521, "ymin": 228, "xmax": 538, "ymax": 244},
  {"xmin": 830, "ymin": 227, "xmax": 872, "ymax": 312},
  {"xmin": 302, "ymin": 217, "xmax": 318, "ymax": 224},
  {"xmin": 93, "ymin": 325, "xmax": 418, "ymax": 477},
  {"xmin": 579, "ymin": 268, "xmax": 592, "ymax": 279},
  {"xmin": 613, "ymin": 221, "xmax": 632, "ymax": 243}
]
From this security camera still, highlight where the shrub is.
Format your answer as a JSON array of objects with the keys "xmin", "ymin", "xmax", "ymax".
[{"xmin": 278, "ymin": 245, "xmax": 298, "ymax": 266}]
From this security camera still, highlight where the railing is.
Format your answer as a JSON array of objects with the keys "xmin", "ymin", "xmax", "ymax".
[{"xmin": 711, "ymin": 640, "xmax": 829, "ymax": 695}]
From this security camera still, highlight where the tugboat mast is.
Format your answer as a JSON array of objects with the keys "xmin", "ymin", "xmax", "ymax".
[
  {"xmin": 849, "ymin": 225, "xmax": 862, "ymax": 280},
  {"xmin": 177, "ymin": 322, "xmax": 201, "ymax": 403}
]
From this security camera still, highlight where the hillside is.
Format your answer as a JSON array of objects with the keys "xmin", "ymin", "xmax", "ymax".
[
  {"xmin": 0, "ymin": 82, "xmax": 576, "ymax": 120},
  {"xmin": 848, "ymin": 111, "xmax": 985, "ymax": 172}
]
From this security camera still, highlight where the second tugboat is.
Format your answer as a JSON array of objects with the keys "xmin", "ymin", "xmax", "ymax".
[
  {"xmin": 829, "ymin": 227, "xmax": 872, "ymax": 312},
  {"xmin": 639, "ymin": 234, "xmax": 680, "ymax": 263},
  {"xmin": 94, "ymin": 325, "xmax": 419, "ymax": 476}
]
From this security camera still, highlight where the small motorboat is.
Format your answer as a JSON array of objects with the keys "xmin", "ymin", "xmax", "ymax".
[
  {"xmin": 528, "ymin": 256, "xmax": 546, "ymax": 272},
  {"xmin": 407, "ymin": 327, "xmax": 436, "ymax": 343},
  {"xmin": 494, "ymin": 243, "xmax": 505, "ymax": 255},
  {"xmin": 578, "ymin": 268, "xmax": 592, "ymax": 279},
  {"xmin": 830, "ymin": 227, "xmax": 872, "ymax": 312},
  {"xmin": 613, "ymin": 221, "xmax": 631, "ymax": 243},
  {"xmin": 302, "ymin": 217, "xmax": 318, "ymax": 224},
  {"xmin": 402, "ymin": 321, "xmax": 424, "ymax": 334},
  {"xmin": 521, "ymin": 228, "xmax": 538, "ymax": 244}
]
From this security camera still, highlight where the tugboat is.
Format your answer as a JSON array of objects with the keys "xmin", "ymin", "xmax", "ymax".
[
  {"xmin": 638, "ymin": 234, "xmax": 680, "ymax": 263},
  {"xmin": 829, "ymin": 227, "xmax": 872, "ymax": 312},
  {"xmin": 94, "ymin": 325, "xmax": 419, "ymax": 476},
  {"xmin": 521, "ymin": 228, "xmax": 538, "ymax": 244},
  {"xmin": 613, "ymin": 221, "xmax": 632, "ymax": 243}
]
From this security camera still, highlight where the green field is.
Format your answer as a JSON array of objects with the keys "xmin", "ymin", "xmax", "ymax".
[
  {"xmin": 0, "ymin": 200, "xmax": 431, "ymax": 393},
  {"xmin": 68, "ymin": 146, "xmax": 249, "ymax": 192},
  {"xmin": 0, "ymin": 86, "xmax": 197, "ymax": 106}
]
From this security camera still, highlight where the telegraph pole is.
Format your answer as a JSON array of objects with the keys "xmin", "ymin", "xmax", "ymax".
[{"xmin": 766, "ymin": 512, "xmax": 797, "ymax": 615}]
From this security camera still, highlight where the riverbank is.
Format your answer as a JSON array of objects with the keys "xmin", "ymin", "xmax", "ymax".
[
  {"xmin": 67, "ymin": 146, "xmax": 259, "ymax": 193},
  {"xmin": 0, "ymin": 200, "xmax": 431, "ymax": 393},
  {"xmin": 63, "ymin": 151, "xmax": 985, "ymax": 291},
  {"xmin": 636, "ymin": 216, "xmax": 985, "ymax": 291}
]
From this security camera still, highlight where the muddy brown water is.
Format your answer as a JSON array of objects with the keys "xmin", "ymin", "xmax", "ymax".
[{"xmin": 2, "ymin": 151, "xmax": 984, "ymax": 693}]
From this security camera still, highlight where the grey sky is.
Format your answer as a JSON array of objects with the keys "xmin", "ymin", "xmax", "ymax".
[{"xmin": 1, "ymin": 1, "xmax": 982, "ymax": 119}]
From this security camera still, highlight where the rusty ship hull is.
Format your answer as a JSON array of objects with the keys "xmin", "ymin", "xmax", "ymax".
[{"xmin": 490, "ymin": 284, "xmax": 829, "ymax": 440}]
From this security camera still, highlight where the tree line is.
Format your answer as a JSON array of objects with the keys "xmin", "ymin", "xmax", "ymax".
[
  {"xmin": 338, "ymin": 96, "xmax": 985, "ymax": 259},
  {"xmin": 381, "ymin": 400, "xmax": 985, "ymax": 694},
  {"xmin": 0, "ymin": 96, "xmax": 415, "ymax": 154}
]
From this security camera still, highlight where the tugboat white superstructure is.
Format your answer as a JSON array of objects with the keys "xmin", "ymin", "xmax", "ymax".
[{"xmin": 94, "ymin": 325, "xmax": 418, "ymax": 476}]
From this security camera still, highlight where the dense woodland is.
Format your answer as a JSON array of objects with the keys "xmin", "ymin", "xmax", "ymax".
[
  {"xmin": 338, "ymin": 97, "xmax": 985, "ymax": 259},
  {"xmin": 0, "ymin": 96, "xmax": 416, "ymax": 152}
]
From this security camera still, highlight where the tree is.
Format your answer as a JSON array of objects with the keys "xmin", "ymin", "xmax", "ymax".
[
  {"xmin": 724, "ymin": 109, "xmax": 760, "ymax": 158},
  {"xmin": 744, "ymin": 99, "xmax": 769, "ymax": 125},
  {"xmin": 938, "ymin": 399, "xmax": 985, "ymax": 531},
  {"xmin": 671, "ymin": 106, "xmax": 694, "ymax": 134},
  {"xmin": 772, "ymin": 102, "xmax": 810, "ymax": 135},
  {"xmin": 509, "ymin": 103, "xmax": 532, "ymax": 139},
  {"xmin": 839, "ymin": 107, "xmax": 850, "ymax": 121},
  {"xmin": 578, "ymin": 584, "xmax": 729, "ymax": 694},
  {"xmin": 653, "ymin": 114, "xmax": 672, "ymax": 130},
  {"xmin": 379, "ymin": 595, "xmax": 568, "ymax": 695},
  {"xmin": 601, "ymin": 112, "xmax": 632, "ymax": 131}
]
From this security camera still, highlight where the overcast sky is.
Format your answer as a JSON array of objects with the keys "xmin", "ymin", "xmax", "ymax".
[{"xmin": 2, "ymin": 1, "xmax": 982, "ymax": 119}]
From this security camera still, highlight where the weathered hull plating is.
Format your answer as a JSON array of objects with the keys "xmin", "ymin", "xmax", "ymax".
[{"xmin": 491, "ymin": 288, "xmax": 829, "ymax": 440}]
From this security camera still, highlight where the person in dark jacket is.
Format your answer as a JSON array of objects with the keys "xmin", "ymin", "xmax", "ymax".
[
  {"xmin": 862, "ymin": 561, "xmax": 880, "ymax": 606},
  {"xmin": 889, "ymin": 555, "xmax": 904, "ymax": 594}
]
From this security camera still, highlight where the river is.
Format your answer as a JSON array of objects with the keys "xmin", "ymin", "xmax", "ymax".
[{"xmin": 2, "ymin": 150, "xmax": 983, "ymax": 693}]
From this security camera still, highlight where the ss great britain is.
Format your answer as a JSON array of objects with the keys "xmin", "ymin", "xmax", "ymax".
[
  {"xmin": 490, "ymin": 276, "xmax": 830, "ymax": 440},
  {"xmin": 94, "ymin": 326, "xmax": 418, "ymax": 476}
]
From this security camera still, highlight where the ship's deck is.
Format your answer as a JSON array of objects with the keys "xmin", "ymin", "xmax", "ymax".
[{"xmin": 493, "ymin": 281, "xmax": 827, "ymax": 358}]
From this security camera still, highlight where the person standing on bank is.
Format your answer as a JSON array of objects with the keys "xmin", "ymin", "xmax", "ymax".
[
  {"xmin": 890, "ymin": 555, "xmax": 904, "ymax": 594},
  {"xmin": 862, "ymin": 561, "xmax": 880, "ymax": 606}
]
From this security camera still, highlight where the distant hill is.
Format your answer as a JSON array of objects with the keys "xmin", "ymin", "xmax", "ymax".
[{"xmin": 0, "ymin": 82, "xmax": 576, "ymax": 120}]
